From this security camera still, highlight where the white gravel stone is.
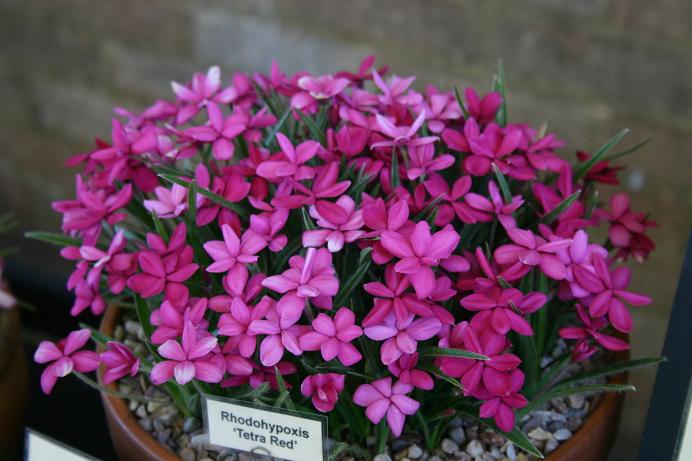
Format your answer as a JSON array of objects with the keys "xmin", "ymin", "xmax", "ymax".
[
  {"xmin": 553, "ymin": 428, "xmax": 573, "ymax": 441},
  {"xmin": 450, "ymin": 426, "xmax": 466, "ymax": 445},
  {"xmin": 465, "ymin": 439, "xmax": 484, "ymax": 457},
  {"xmin": 441, "ymin": 438, "xmax": 459, "ymax": 454}
]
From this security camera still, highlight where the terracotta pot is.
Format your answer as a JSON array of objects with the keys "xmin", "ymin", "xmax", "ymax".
[
  {"xmin": 0, "ymin": 305, "xmax": 29, "ymax": 459},
  {"xmin": 99, "ymin": 307, "xmax": 626, "ymax": 461}
]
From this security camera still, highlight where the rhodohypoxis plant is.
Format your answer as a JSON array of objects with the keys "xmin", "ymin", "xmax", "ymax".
[{"xmin": 29, "ymin": 57, "xmax": 661, "ymax": 457}]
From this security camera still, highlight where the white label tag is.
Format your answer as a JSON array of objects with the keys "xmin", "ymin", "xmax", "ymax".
[
  {"xmin": 203, "ymin": 395, "xmax": 328, "ymax": 461},
  {"xmin": 25, "ymin": 429, "xmax": 98, "ymax": 461}
]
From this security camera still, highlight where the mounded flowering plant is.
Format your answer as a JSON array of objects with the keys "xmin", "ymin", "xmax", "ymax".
[{"xmin": 29, "ymin": 57, "xmax": 661, "ymax": 457}]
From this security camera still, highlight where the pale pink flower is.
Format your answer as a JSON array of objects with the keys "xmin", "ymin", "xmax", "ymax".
[
  {"xmin": 184, "ymin": 102, "xmax": 246, "ymax": 160},
  {"xmin": 299, "ymin": 308, "xmax": 363, "ymax": 366},
  {"xmin": 364, "ymin": 312, "xmax": 441, "ymax": 365},
  {"xmin": 150, "ymin": 321, "xmax": 224, "ymax": 385},
  {"xmin": 100, "ymin": 341, "xmax": 140, "ymax": 384},
  {"xmin": 300, "ymin": 373, "xmax": 345, "ymax": 412},
  {"xmin": 353, "ymin": 377, "xmax": 420, "ymax": 436},
  {"xmin": 262, "ymin": 247, "xmax": 339, "ymax": 310},
  {"xmin": 144, "ymin": 183, "xmax": 188, "ymax": 218},
  {"xmin": 380, "ymin": 221, "xmax": 460, "ymax": 299},
  {"xmin": 291, "ymin": 75, "xmax": 350, "ymax": 113},
  {"xmin": 34, "ymin": 329, "xmax": 100, "ymax": 394},
  {"xmin": 171, "ymin": 66, "xmax": 236, "ymax": 124},
  {"xmin": 303, "ymin": 196, "xmax": 365, "ymax": 252},
  {"xmin": 371, "ymin": 112, "xmax": 438, "ymax": 149},
  {"xmin": 415, "ymin": 90, "xmax": 461, "ymax": 133},
  {"xmin": 256, "ymin": 133, "xmax": 320, "ymax": 181},
  {"xmin": 372, "ymin": 71, "xmax": 423, "ymax": 106}
]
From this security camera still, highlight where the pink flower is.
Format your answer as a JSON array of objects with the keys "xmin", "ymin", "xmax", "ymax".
[
  {"xmin": 381, "ymin": 221, "xmax": 460, "ymax": 299},
  {"xmin": 250, "ymin": 209, "xmax": 289, "ymax": 252},
  {"xmin": 388, "ymin": 353, "xmax": 434, "ymax": 390},
  {"xmin": 256, "ymin": 133, "xmax": 320, "ymax": 181},
  {"xmin": 222, "ymin": 361, "xmax": 297, "ymax": 391},
  {"xmin": 150, "ymin": 321, "xmax": 224, "ymax": 385},
  {"xmin": 477, "ymin": 369, "xmax": 527, "ymax": 431},
  {"xmin": 463, "ymin": 88, "xmax": 502, "ymax": 125},
  {"xmin": 262, "ymin": 247, "xmax": 339, "ymax": 310},
  {"xmin": 493, "ymin": 227, "xmax": 572, "ymax": 281},
  {"xmin": 423, "ymin": 175, "xmax": 488, "ymax": 226},
  {"xmin": 34, "ymin": 329, "xmax": 100, "ymax": 394},
  {"xmin": 364, "ymin": 313, "xmax": 441, "ymax": 365},
  {"xmin": 465, "ymin": 180, "xmax": 524, "ymax": 229},
  {"xmin": 556, "ymin": 230, "xmax": 609, "ymax": 299},
  {"xmin": 372, "ymin": 71, "xmax": 423, "ymax": 107},
  {"xmin": 100, "ymin": 341, "xmax": 140, "ymax": 384},
  {"xmin": 362, "ymin": 198, "xmax": 410, "ymax": 264},
  {"xmin": 291, "ymin": 75, "xmax": 350, "ymax": 113},
  {"xmin": 171, "ymin": 66, "xmax": 236, "ymax": 124},
  {"xmin": 300, "ymin": 373, "xmax": 345, "ymax": 412},
  {"xmin": 438, "ymin": 322, "xmax": 520, "ymax": 396},
  {"xmin": 586, "ymin": 255, "xmax": 651, "ymax": 332},
  {"xmin": 303, "ymin": 196, "xmax": 365, "ymax": 252},
  {"xmin": 353, "ymin": 377, "xmax": 420, "ymax": 436},
  {"xmin": 127, "ymin": 225, "xmax": 199, "ymax": 300},
  {"xmin": 247, "ymin": 303, "xmax": 305, "ymax": 366},
  {"xmin": 299, "ymin": 308, "xmax": 363, "ymax": 366},
  {"xmin": 371, "ymin": 112, "xmax": 438, "ymax": 149},
  {"xmin": 560, "ymin": 304, "xmax": 629, "ymax": 361},
  {"xmin": 184, "ymin": 102, "xmax": 246, "ymax": 160},
  {"xmin": 405, "ymin": 143, "xmax": 455, "ymax": 180},
  {"xmin": 203, "ymin": 224, "xmax": 267, "ymax": 293},
  {"xmin": 151, "ymin": 298, "xmax": 209, "ymax": 345},
  {"xmin": 460, "ymin": 287, "xmax": 547, "ymax": 336},
  {"xmin": 599, "ymin": 193, "xmax": 656, "ymax": 255},
  {"xmin": 415, "ymin": 91, "xmax": 461, "ymax": 133},
  {"xmin": 144, "ymin": 183, "xmax": 188, "ymax": 218},
  {"xmin": 218, "ymin": 296, "xmax": 273, "ymax": 358},
  {"xmin": 362, "ymin": 264, "xmax": 434, "ymax": 326}
]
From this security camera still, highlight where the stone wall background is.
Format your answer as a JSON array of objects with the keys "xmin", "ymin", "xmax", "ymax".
[{"xmin": 1, "ymin": 1, "xmax": 691, "ymax": 459}]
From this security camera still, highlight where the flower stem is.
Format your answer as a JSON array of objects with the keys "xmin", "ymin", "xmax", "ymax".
[{"xmin": 376, "ymin": 420, "xmax": 389, "ymax": 454}]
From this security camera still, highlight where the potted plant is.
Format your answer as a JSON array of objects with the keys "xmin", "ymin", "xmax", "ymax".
[
  {"xmin": 0, "ymin": 213, "xmax": 28, "ymax": 458},
  {"xmin": 29, "ymin": 57, "xmax": 660, "ymax": 460}
]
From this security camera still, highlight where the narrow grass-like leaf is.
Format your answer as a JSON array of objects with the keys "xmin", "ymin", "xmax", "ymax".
[
  {"xmin": 421, "ymin": 364, "xmax": 464, "ymax": 390},
  {"xmin": 151, "ymin": 212, "xmax": 168, "ymax": 241},
  {"xmin": 555, "ymin": 357, "xmax": 663, "ymax": 389},
  {"xmin": 263, "ymin": 106, "xmax": 292, "ymax": 148},
  {"xmin": 454, "ymin": 86, "xmax": 470, "ymax": 119},
  {"xmin": 301, "ymin": 206, "xmax": 316, "ymax": 230},
  {"xmin": 334, "ymin": 250, "xmax": 371, "ymax": 306},
  {"xmin": 25, "ymin": 231, "xmax": 81, "ymax": 247},
  {"xmin": 297, "ymin": 110, "xmax": 326, "ymax": 145},
  {"xmin": 538, "ymin": 190, "xmax": 581, "ymax": 225},
  {"xmin": 390, "ymin": 149, "xmax": 400, "ymax": 188},
  {"xmin": 492, "ymin": 163, "xmax": 512, "ymax": 204},
  {"xmin": 159, "ymin": 173, "xmax": 248, "ymax": 218},
  {"xmin": 274, "ymin": 366, "xmax": 296, "ymax": 411},
  {"xmin": 493, "ymin": 60, "xmax": 508, "ymax": 127},
  {"xmin": 604, "ymin": 137, "xmax": 651, "ymax": 162},
  {"xmin": 574, "ymin": 128, "xmax": 629, "ymax": 181},
  {"xmin": 419, "ymin": 347, "xmax": 489, "ymax": 361}
]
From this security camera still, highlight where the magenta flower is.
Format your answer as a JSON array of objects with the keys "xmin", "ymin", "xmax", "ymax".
[
  {"xmin": 250, "ymin": 209, "xmax": 289, "ymax": 252},
  {"xmin": 388, "ymin": 353, "xmax": 434, "ymax": 390},
  {"xmin": 372, "ymin": 71, "xmax": 423, "ymax": 106},
  {"xmin": 415, "ymin": 91, "xmax": 462, "ymax": 133},
  {"xmin": 271, "ymin": 161, "xmax": 351, "ymax": 210},
  {"xmin": 150, "ymin": 321, "xmax": 224, "ymax": 385},
  {"xmin": 291, "ymin": 75, "xmax": 350, "ymax": 113},
  {"xmin": 203, "ymin": 224, "xmax": 267, "ymax": 294},
  {"xmin": 300, "ymin": 373, "xmax": 346, "ymax": 412},
  {"xmin": 560, "ymin": 304, "xmax": 629, "ymax": 361},
  {"xmin": 353, "ymin": 377, "xmax": 420, "ymax": 437},
  {"xmin": 364, "ymin": 313, "xmax": 441, "ymax": 365},
  {"xmin": 218, "ymin": 296, "xmax": 272, "ymax": 358},
  {"xmin": 371, "ymin": 112, "xmax": 438, "ymax": 149},
  {"xmin": 493, "ymin": 227, "xmax": 572, "ymax": 281},
  {"xmin": 299, "ymin": 308, "xmax": 363, "ymax": 366},
  {"xmin": 438, "ymin": 322, "xmax": 520, "ymax": 396},
  {"xmin": 586, "ymin": 254, "xmax": 651, "ymax": 332},
  {"xmin": 362, "ymin": 264, "xmax": 434, "ymax": 326},
  {"xmin": 100, "ymin": 341, "xmax": 140, "ymax": 384},
  {"xmin": 151, "ymin": 298, "xmax": 209, "ymax": 345},
  {"xmin": 303, "ymin": 196, "xmax": 365, "ymax": 252},
  {"xmin": 127, "ymin": 227, "xmax": 198, "ymax": 300},
  {"xmin": 171, "ymin": 66, "xmax": 236, "ymax": 124},
  {"xmin": 460, "ymin": 287, "xmax": 547, "ymax": 336},
  {"xmin": 222, "ymin": 361, "xmax": 298, "ymax": 391},
  {"xmin": 34, "ymin": 329, "xmax": 100, "ymax": 394},
  {"xmin": 405, "ymin": 143, "xmax": 455, "ymax": 180},
  {"xmin": 465, "ymin": 180, "xmax": 524, "ymax": 229},
  {"xmin": 381, "ymin": 221, "xmax": 460, "ymax": 299},
  {"xmin": 477, "ymin": 369, "xmax": 527, "ymax": 431},
  {"xmin": 256, "ymin": 133, "xmax": 320, "ymax": 181},
  {"xmin": 599, "ymin": 193, "xmax": 656, "ymax": 250},
  {"xmin": 362, "ymin": 198, "xmax": 410, "ymax": 264},
  {"xmin": 144, "ymin": 183, "xmax": 188, "ymax": 218},
  {"xmin": 184, "ymin": 102, "xmax": 246, "ymax": 160},
  {"xmin": 556, "ymin": 230, "xmax": 609, "ymax": 299},
  {"xmin": 262, "ymin": 247, "xmax": 339, "ymax": 310},
  {"xmin": 247, "ymin": 303, "xmax": 306, "ymax": 367},
  {"xmin": 463, "ymin": 87, "xmax": 502, "ymax": 125}
]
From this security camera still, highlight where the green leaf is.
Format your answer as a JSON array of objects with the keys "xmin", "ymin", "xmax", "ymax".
[
  {"xmin": 492, "ymin": 60, "xmax": 508, "ymax": 127},
  {"xmin": 584, "ymin": 188, "xmax": 599, "ymax": 220},
  {"xmin": 300, "ymin": 206, "xmax": 316, "ymax": 230},
  {"xmin": 271, "ymin": 236, "xmax": 302, "ymax": 273},
  {"xmin": 538, "ymin": 190, "xmax": 581, "ymax": 225},
  {"xmin": 421, "ymin": 364, "xmax": 464, "ymax": 390},
  {"xmin": 390, "ymin": 149, "xmax": 400, "ymax": 188},
  {"xmin": 334, "ymin": 248, "xmax": 371, "ymax": 306},
  {"xmin": 555, "ymin": 357, "xmax": 663, "ymax": 389},
  {"xmin": 492, "ymin": 163, "xmax": 512, "ymax": 204},
  {"xmin": 297, "ymin": 110, "xmax": 326, "ymax": 145},
  {"xmin": 151, "ymin": 213, "xmax": 168, "ymax": 241},
  {"xmin": 234, "ymin": 382, "xmax": 270, "ymax": 401},
  {"xmin": 263, "ymin": 106, "xmax": 292, "ymax": 148},
  {"xmin": 573, "ymin": 128, "xmax": 629, "ymax": 181},
  {"xmin": 603, "ymin": 137, "xmax": 651, "ymax": 162},
  {"xmin": 159, "ymin": 173, "xmax": 248, "ymax": 218},
  {"xmin": 274, "ymin": 366, "xmax": 296, "ymax": 411},
  {"xmin": 133, "ymin": 294, "xmax": 157, "ymax": 357},
  {"xmin": 419, "ymin": 347, "xmax": 489, "ymax": 361},
  {"xmin": 454, "ymin": 86, "xmax": 470, "ymax": 119},
  {"xmin": 516, "ymin": 334, "xmax": 539, "ymax": 389},
  {"xmin": 186, "ymin": 180, "xmax": 198, "ymax": 227},
  {"xmin": 25, "ymin": 231, "xmax": 81, "ymax": 247}
]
